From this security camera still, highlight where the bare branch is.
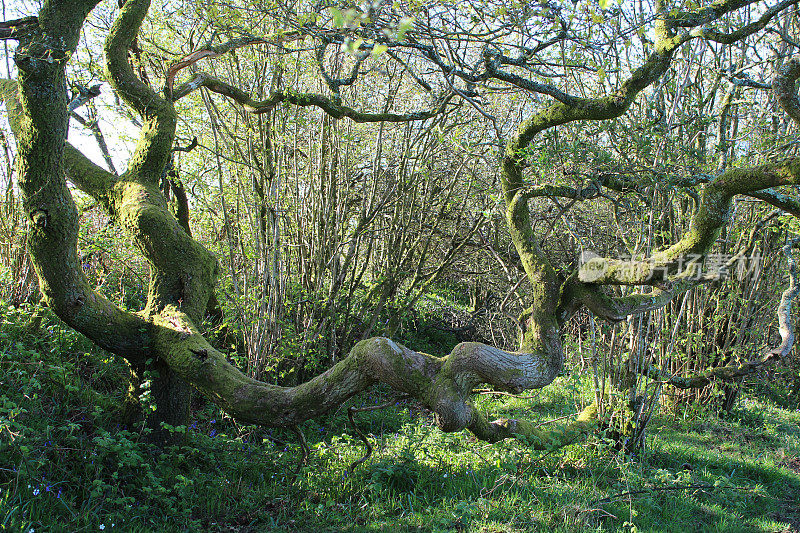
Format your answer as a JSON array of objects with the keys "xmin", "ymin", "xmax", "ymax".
[
  {"xmin": 645, "ymin": 239, "xmax": 800, "ymax": 388},
  {"xmin": 670, "ymin": 0, "xmax": 765, "ymax": 27},
  {"xmin": 689, "ymin": 0, "xmax": 798, "ymax": 44},
  {"xmin": 483, "ymin": 49, "xmax": 581, "ymax": 105},
  {"xmin": 67, "ymin": 82, "xmax": 101, "ymax": 112},
  {"xmin": 164, "ymin": 32, "xmax": 302, "ymax": 97}
]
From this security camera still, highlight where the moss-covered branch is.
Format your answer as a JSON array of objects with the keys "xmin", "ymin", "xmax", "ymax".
[
  {"xmin": 774, "ymin": 57, "xmax": 800, "ymax": 127},
  {"xmin": 1, "ymin": 79, "xmax": 118, "ymax": 207},
  {"xmin": 574, "ymin": 53, "xmax": 800, "ymax": 288},
  {"xmin": 578, "ymin": 160, "xmax": 800, "ymax": 285},
  {"xmin": 173, "ymin": 72, "xmax": 451, "ymax": 123},
  {"xmin": 105, "ymin": 0, "xmax": 175, "ymax": 182},
  {"xmin": 749, "ymin": 188, "xmax": 800, "ymax": 217},
  {"xmin": 498, "ymin": 0, "xmax": 795, "ymax": 335},
  {"xmin": 687, "ymin": 0, "xmax": 796, "ymax": 44},
  {"xmin": 669, "ymin": 0, "xmax": 763, "ymax": 27},
  {"xmin": 500, "ymin": 4, "xmax": 683, "ymax": 346},
  {"xmin": 111, "ymin": 179, "xmax": 218, "ymax": 319},
  {"xmin": 563, "ymin": 210, "xmax": 778, "ymax": 325},
  {"xmin": 644, "ymin": 238, "xmax": 799, "ymax": 388},
  {"xmin": 147, "ymin": 306, "xmax": 579, "ymax": 443},
  {"xmin": 5, "ymin": 0, "xmax": 151, "ymax": 364}
]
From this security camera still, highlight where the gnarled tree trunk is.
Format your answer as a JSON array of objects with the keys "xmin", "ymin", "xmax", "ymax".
[{"xmin": 2, "ymin": 0, "xmax": 799, "ymax": 454}]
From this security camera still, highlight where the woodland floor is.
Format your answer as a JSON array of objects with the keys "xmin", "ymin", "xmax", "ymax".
[{"xmin": 1, "ymin": 303, "xmax": 799, "ymax": 532}]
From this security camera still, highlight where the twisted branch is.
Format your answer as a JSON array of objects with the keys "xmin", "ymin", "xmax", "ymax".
[{"xmin": 173, "ymin": 72, "xmax": 452, "ymax": 122}]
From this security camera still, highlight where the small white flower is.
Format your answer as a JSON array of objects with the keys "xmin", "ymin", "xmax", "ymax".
[
  {"xmin": 99, "ymin": 525, "xmax": 105, "ymax": 530},
  {"xmin": 443, "ymin": 474, "xmax": 448, "ymax": 478},
  {"xmin": 32, "ymin": 489, "xmax": 40, "ymax": 496}
]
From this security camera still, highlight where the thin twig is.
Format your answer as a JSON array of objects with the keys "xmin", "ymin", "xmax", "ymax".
[
  {"xmin": 347, "ymin": 395, "xmax": 411, "ymax": 471},
  {"xmin": 591, "ymin": 483, "xmax": 759, "ymax": 504},
  {"xmin": 290, "ymin": 425, "xmax": 309, "ymax": 479}
]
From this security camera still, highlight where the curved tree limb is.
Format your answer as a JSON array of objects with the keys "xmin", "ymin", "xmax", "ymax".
[
  {"xmin": 670, "ymin": 0, "xmax": 764, "ymax": 27},
  {"xmin": 6, "ymin": 0, "xmax": 795, "ymax": 456},
  {"xmin": 148, "ymin": 306, "xmax": 591, "ymax": 444},
  {"xmin": 2, "ymin": 0, "xmax": 596, "ymax": 449},
  {"xmin": 173, "ymin": 72, "xmax": 452, "ymax": 122},
  {"xmin": 497, "ymin": 0, "xmax": 797, "ymax": 335},
  {"xmin": 3, "ymin": 0, "xmax": 150, "ymax": 363},
  {"xmin": 578, "ymin": 54, "xmax": 800, "ymax": 286},
  {"xmin": 644, "ymin": 238, "xmax": 800, "ymax": 389},
  {"xmin": 689, "ymin": 0, "xmax": 798, "ymax": 44},
  {"xmin": 747, "ymin": 188, "xmax": 800, "ymax": 218},
  {"xmin": 105, "ymin": 0, "xmax": 175, "ymax": 182},
  {"xmin": 1, "ymin": 79, "xmax": 118, "ymax": 204},
  {"xmin": 564, "ymin": 210, "xmax": 779, "ymax": 323},
  {"xmin": 500, "ymin": 2, "xmax": 684, "ymax": 346},
  {"xmin": 164, "ymin": 32, "xmax": 302, "ymax": 97}
]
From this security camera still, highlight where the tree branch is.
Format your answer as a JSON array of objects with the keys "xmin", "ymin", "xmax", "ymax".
[
  {"xmin": 148, "ymin": 306, "xmax": 587, "ymax": 445},
  {"xmin": 578, "ymin": 159, "xmax": 800, "ymax": 285},
  {"xmin": 164, "ymin": 32, "xmax": 301, "ymax": 97},
  {"xmin": 483, "ymin": 49, "xmax": 581, "ymax": 105},
  {"xmin": 1, "ymin": 79, "xmax": 117, "ymax": 208},
  {"xmin": 689, "ymin": 0, "xmax": 797, "ymax": 44},
  {"xmin": 105, "ymin": 0, "xmax": 175, "ymax": 181},
  {"xmin": 645, "ymin": 238, "xmax": 800, "ymax": 389},
  {"xmin": 774, "ymin": 56, "xmax": 800, "ymax": 127},
  {"xmin": 567, "ymin": 210, "xmax": 779, "ymax": 322},
  {"xmin": 0, "ymin": 16, "xmax": 37, "ymax": 40},
  {"xmin": 2, "ymin": 1, "xmax": 150, "ymax": 364},
  {"xmin": 174, "ymin": 72, "xmax": 452, "ymax": 122},
  {"xmin": 670, "ymin": 0, "xmax": 763, "ymax": 27}
]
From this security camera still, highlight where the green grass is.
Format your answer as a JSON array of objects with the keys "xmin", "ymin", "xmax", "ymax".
[{"xmin": 1, "ymin": 304, "xmax": 799, "ymax": 532}]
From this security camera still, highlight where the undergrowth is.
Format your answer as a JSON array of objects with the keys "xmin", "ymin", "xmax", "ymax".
[{"xmin": 1, "ymin": 303, "xmax": 799, "ymax": 532}]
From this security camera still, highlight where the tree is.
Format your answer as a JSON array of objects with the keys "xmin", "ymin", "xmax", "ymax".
[{"xmin": 1, "ymin": 0, "xmax": 799, "ymax": 449}]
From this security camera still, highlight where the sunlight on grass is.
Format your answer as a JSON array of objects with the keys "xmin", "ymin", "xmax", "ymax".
[{"xmin": 1, "ymin": 304, "xmax": 799, "ymax": 532}]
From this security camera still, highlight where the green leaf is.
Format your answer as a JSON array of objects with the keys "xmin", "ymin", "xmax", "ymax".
[
  {"xmin": 372, "ymin": 44, "xmax": 389, "ymax": 56},
  {"xmin": 397, "ymin": 17, "xmax": 415, "ymax": 41},
  {"xmin": 330, "ymin": 7, "xmax": 344, "ymax": 28}
]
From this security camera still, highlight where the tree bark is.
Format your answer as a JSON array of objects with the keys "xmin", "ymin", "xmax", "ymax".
[{"xmin": 3, "ymin": 0, "xmax": 799, "ymax": 453}]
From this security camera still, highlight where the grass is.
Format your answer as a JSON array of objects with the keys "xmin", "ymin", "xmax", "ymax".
[{"xmin": 1, "ymin": 303, "xmax": 799, "ymax": 532}]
